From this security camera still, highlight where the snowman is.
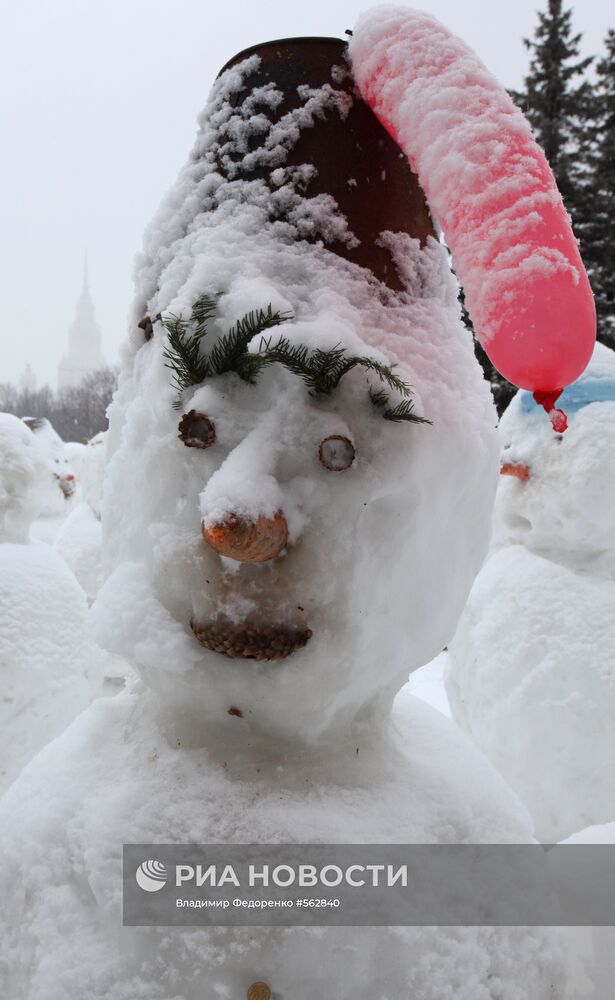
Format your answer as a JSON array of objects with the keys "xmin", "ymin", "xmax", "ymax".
[
  {"xmin": 446, "ymin": 343, "xmax": 615, "ymax": 842},
  {"xmin": 55, "ymin": 432, "xmax": 107, "ymax": 600},
  {"xmin": 0, "ymin": 7, "xmax": 592, "ymax": 996},
  {"xmin": 0, "ymin": 413, "xmax": 50, "ymax": 544},
  {"xmin": 493, "ymin": 341, "xmax": 615, "ymax": 578},
  {"xmin": 22, "ymin": 415, "xmax": 77, "ymax": 529},
  {"xmin": 0, "ymin": 414, "xmax": 126, "ymax": 794}
]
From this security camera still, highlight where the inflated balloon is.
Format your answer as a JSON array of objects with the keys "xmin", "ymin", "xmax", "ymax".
[{"xmin": 350, "ymin": 7, "xmax": 596, "ymax": 428}]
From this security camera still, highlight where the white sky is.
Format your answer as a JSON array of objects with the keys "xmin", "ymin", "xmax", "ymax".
[{"xmin": 0, "ymin": 0, "xmax": 612, "ymax": 387}]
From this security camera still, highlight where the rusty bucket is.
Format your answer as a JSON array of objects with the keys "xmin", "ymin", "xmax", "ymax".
[{"xmin": 217, "ymin": 37, "xmax": 434, "ymax": 291}]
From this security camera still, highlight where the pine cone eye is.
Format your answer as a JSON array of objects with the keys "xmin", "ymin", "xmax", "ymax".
[
  {"xmin": 178, "ymin": 410, "xmax": 216, "ymax": 449},
  {"xmin": 318, "ymin": 435, "xmax": 355, "ymax": 471}
]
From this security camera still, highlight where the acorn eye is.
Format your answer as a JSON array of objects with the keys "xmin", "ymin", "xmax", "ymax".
[
  {"xmin": 319, "ymin": 435, "xmax": 355, "ymax": 471},
  {"xmin": 178, "ymin": 410, "xmax": 216, "ymax": 449}
]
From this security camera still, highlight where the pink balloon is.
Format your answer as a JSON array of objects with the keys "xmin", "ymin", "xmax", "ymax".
[{"xmin": 350, "ymin": 8, "xmax": 596, "ymax": 401}]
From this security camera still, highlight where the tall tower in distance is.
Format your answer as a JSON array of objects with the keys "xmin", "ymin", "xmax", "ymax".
[{"xmin": 58, "ymin": 253, "xmax": 103, "ymax": 390}]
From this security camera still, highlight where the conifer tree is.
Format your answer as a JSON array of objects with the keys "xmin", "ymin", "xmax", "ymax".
[
  {"xmin": 585, "ymin": 30, "xmax": 615, "ymax": 347},
  {"xmin": 512, "ymin": 0, "xmax": 593, "ymax": 251}
]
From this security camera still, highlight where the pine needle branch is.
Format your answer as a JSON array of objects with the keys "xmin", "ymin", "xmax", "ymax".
[
  {"xmin": 160, "ymin": 292, "xmax": 430, "ymax": 427},
  {"xmin": 369, "ymin": 387, "xmax": 431, "ymax": 424},
  {"xmin": 191, "ymin": 293, "xmax": 219, "ymax": 336},
  {"xmin": 331, "ymin": 354, "xmax": 411, "ymax": 396},
  {"xmin": 209, "ymin": 305, "xmax": 293, "ymax": 376},
  {"xmin": 162, "ymin": 312, "xmax": 212, "ymax": 408}
]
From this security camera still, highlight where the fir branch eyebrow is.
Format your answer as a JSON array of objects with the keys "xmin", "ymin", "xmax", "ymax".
[{"xmin": 161, "ymin": 293, "xmax": 430, "ymax": 425}]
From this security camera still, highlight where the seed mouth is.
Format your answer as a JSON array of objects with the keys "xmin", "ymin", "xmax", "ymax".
[{"xmin": 190, "ymin": 619, "xmax": 312, "ymax": 661}]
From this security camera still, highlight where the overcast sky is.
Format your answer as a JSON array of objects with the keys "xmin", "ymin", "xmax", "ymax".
[{"xmin": 0, "ymin": 0, "xmax": 612, "ymax": 387}]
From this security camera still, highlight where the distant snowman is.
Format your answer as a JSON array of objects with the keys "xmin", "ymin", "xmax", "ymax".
[
  {"xmin": 0, "ymin": 9, "xmax": 581, "ymax": 997},
  {"xmin": 22, "ymin": 416, "xmax": 77, "ymax": 520},
  {"xmin": 446, "ymin": 342, "xmax": 615, "ymax": 842},
  {"xmin": 0, "ymin": 413, "xmax": 50, "ymax": 543},
  {"xmin": 55, "ymin": 432, "xmax": 107, "ymax": 599},
  {"xmin": 493, "ymin": 341, "xmax": 615, "ymax": 578},
  {"xmin": 0, "ymin": 415, "xmax": 125, "ymax": 794}
]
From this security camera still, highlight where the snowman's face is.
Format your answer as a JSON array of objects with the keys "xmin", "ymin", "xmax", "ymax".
[
  {"xmin": 496, "ymin": 391, "xmax": 615, "ymax": 562},
  {"xmin": 99, "ymin": 324, "xmax": 497, "ymax": 743}
]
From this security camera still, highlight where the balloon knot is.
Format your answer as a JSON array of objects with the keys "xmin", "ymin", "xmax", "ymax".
[{"xmin": 532, "ymin": 389, "xmax": 568, "ymax": 433}]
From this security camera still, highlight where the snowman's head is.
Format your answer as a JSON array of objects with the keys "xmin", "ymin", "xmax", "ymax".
[
  {"xmin": 0, "ymin": 413, "xmax": 50, "ymax": 542},
  {"xmin": 495, "ymin": 342, "xmax": 615, "ymax": 566},
  {"xmin": 92, "ymin": 51, "xmax": 499, "ymax": 743},
  {"xmin": 95, "ymin": 235, "xmax": 498, "ymax": 742},
  {"xmin": 23, "ymin": 417, "xmax": 76, "ymax": 508}
]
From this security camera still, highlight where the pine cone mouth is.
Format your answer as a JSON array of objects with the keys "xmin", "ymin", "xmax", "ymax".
[{"xmin": 190, "ymin": 619, "xmax": 312, "ymax": 661}]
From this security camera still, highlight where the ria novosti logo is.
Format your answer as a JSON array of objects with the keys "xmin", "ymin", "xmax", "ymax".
[{"xmin": 135, "ymin": 859, "xmax": 168, "ymax": 892}]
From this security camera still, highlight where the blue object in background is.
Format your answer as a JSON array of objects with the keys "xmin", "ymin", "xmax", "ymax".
[{"xmin": 520, "ymin": 378, "xmax": 615, "ymax": 417}]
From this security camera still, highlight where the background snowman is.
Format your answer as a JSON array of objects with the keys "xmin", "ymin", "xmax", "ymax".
[
  {"xmin": 0, "ymin": 7, "xmax": 596, "ymax": 997},
  {"xmin": 55, "ymin": 431, "xmax": 108, "ymax": 600},
  {"xmin": 0, "ymin": 414, "xmax": 126, "ymax": 795},
  {"xmin": 447, "ymin": 342, "xmax": 615, "ymax": 842}
]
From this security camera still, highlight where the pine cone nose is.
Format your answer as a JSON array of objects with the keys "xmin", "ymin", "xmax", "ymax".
[{"xmin": 201, "ymin": 511, "xmax": 288, "ymax": 562}]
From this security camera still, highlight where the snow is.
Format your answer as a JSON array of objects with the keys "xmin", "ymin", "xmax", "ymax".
[
  {"xmin": 22, "ymin": 416, "xmax": 77, "ymax": 516},
  {"xmin": 95, "ymin": 44, "xmax": 499, "ymax": 745},
  {"xmin": 0, "ymin": 687, "xmax": 562, "ymax": 999},
  {"xmin": 0, "ymin": 413, "xmax": 50, "ymax": 542},
  {"xmin": 349, "ymin": 6, "xmax": 575, "ymax": 342},
  {"xmin": 493, "ymin": 342, "xmax": 615, "ymax": 579},
  {"xmin": 446, "ymin": 545, "xmax": 615, "ymax": 842},
  {"xmin": 55, "ymin": 433, "xmax": 107, "ymax": 599},
  {"xmin": 54, "ymin": 502, "xmax": 103, "ymax": 600},
  {"xmin": 396, "ymin": 650, "xmax": 452, "ymax": 718},
  {"xmin": 0, "ymin": 542, "xmax": 126, "ymax": 795},
  {"xmin": 560, "ymin": 823, "xmax": 615, "ymax": 845},
  {"xmin": 65, "ymin": 430, "xmax": 106, "ymax": 517},
  {"xmin": 447, "ymin": 343, "xmax": 615, "ymax": 843},
  {"xmin": 0, "ymin": 16, "xmax": 587, "ymax": 997}
]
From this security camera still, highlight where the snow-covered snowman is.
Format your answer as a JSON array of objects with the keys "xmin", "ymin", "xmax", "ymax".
[
  {"xmin": 0, "ymin": 411, "xmax": 125, "ymax": 794},
  {"xmin": 56, "ymin": 431, "xmax": 108, "ymax": 599},
  {"xmin": 446, "ymin": 342, "xmax": 615, "ymax": 842},
  {"xmin": 0, "ymin": 412, "xmax": 50, "ymax": 544},
  {"xmin": 22, "ymin": 415, "xmax": 77, "ymax": 518},
  {"xmin": 0, "ymin": 8, "xmax": 593, "ymax": 997}
]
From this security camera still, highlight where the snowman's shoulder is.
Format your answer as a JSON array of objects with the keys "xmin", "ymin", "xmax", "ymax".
[{"xmin": 389, "ymin": 695, "xmax": 535, "ymax": 842}]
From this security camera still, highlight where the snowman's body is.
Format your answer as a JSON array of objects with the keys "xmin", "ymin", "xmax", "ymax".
[
  {"xmin": 0, "ymin": 22, "xmax": 567, "ymax": 998},
  {"xmin": 447, "ymin": 344, "xmax": 615, "ymax": 842},
  {"xmin": 0, "ymin": 685, "xmax": 561, "ymax": 1000}
]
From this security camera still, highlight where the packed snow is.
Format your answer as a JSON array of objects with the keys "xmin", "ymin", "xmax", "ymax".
[
  {"xmin": 0, "ymin": 413, "xmax": 50, "ymax": 542},
  {"xmin": 493, "ymin": 342, "xmax": 615, "ymax": 578},
  {"xmin": 22, "ymin": 415, "xmax": 77, "ymax": 514},
  {"xmin": 0, "ymin": 7, "xmax": 609, "ymax": 998},
  {"xmin": 447, "ymin": 343, "xmax": 615, "ymax": 842},
  {"xmin": 0, "ymin": 542, "xmax": 125, "ymax": 794},
  {"xmin": 0, "ymin": 413, "xmax": 126, "ymax": 795},
  {"xmin": 55, "ymin": 433, "xmax": 107, "ymax": 598}
]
